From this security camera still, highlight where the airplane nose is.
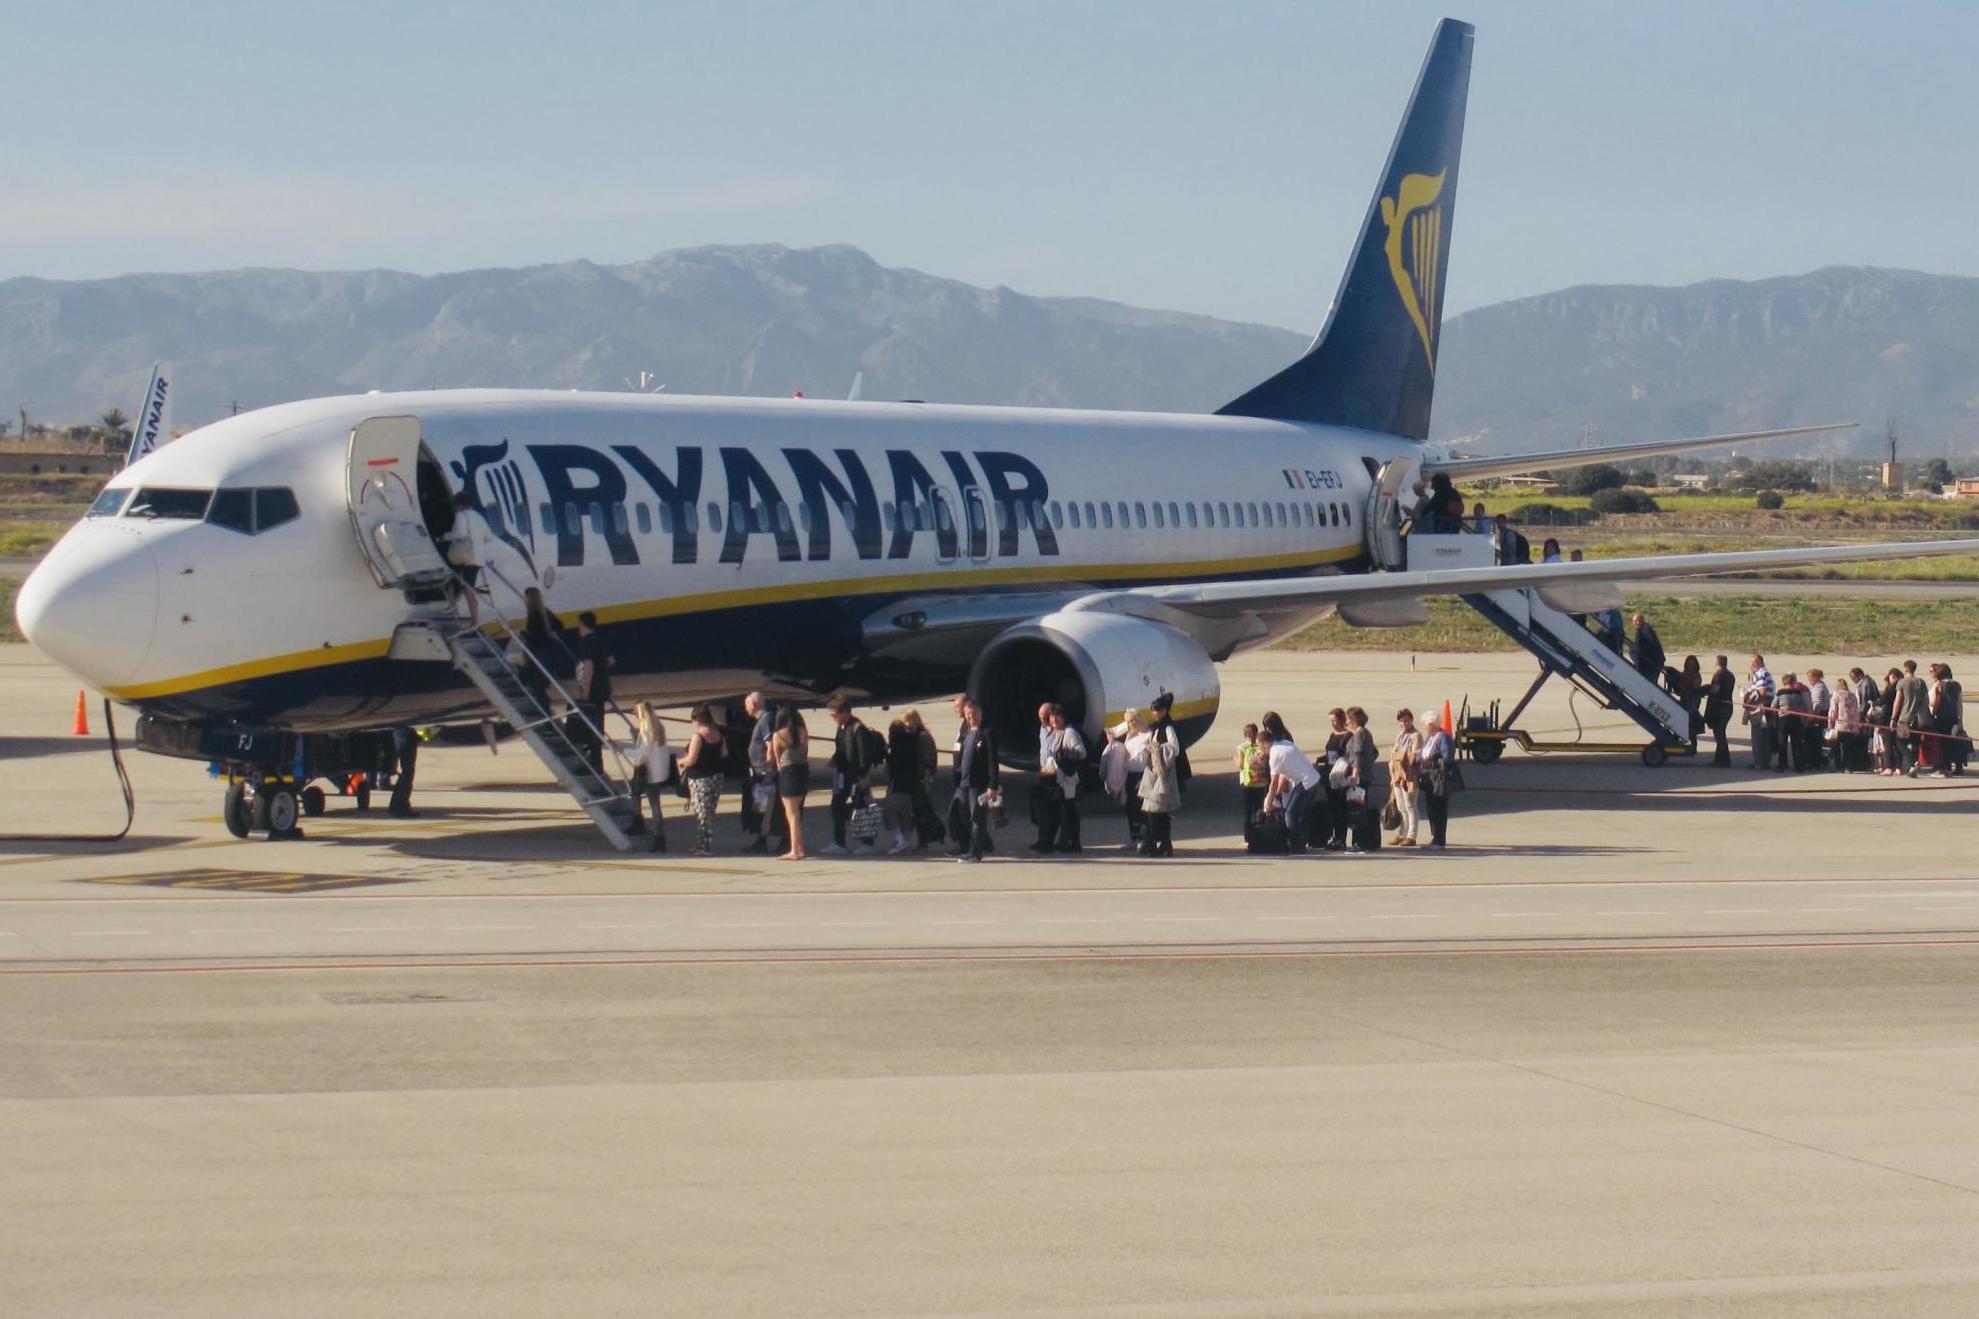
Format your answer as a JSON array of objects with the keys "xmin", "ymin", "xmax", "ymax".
[{"xmin": 14, "ymin": 526, "xmax": 160, "ymax": 688}]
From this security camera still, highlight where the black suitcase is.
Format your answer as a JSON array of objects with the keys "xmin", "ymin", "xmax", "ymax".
[{"xmin": 1247, "ymin": 810, "xmax": 1290, "ymax": 855}]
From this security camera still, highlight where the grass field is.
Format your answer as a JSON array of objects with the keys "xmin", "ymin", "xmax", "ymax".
[
  {"xmin": 0, "ymin": 578, "xmax": 18, "ymax": 644},
  {"xmin": 1280, "ymin": 594, "xmax": 1979, "ymax": 657}
]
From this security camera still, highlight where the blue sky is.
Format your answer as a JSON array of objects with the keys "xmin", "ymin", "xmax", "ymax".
[{"xmin": 6, "ymin": 0, "xmax": 1976, "ymax": 330}]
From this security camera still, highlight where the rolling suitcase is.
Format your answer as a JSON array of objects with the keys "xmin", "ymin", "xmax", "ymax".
[{"xmin": 1247, "ymin": 809, "xmax": 1290, "ymax": 855}]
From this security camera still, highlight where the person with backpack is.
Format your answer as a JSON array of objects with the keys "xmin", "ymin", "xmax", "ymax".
[{"xmin": 823, "ymin": 695, "xmax": 885, "ymax": 855}]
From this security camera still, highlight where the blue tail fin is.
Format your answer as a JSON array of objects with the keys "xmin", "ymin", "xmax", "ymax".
[{"xmin": 1218, "ymin": 18, "xmax": 1473, "ymax": 440}]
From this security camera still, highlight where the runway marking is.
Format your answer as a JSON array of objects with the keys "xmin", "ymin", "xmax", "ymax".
[
  {"xmin": 1914, "ymin": 905, "xmax": 1978, "ymax": 911},
  {"xmin": 12, "ymin": 934, "xmax": 1979, "ymax": 975}
]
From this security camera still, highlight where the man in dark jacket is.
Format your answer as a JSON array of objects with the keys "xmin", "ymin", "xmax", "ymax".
[
  {"xmin": 954, "ymin": 698, "xmax": 1001, "ymax": 861},
  {"xmin": 1772, "ymin": 674, "xmax": 1811, "ymax": 773},
  {"xmin": 824, "ymin": 695, "xmax": 881, "ymax": 854},
  {"xmin": 1704, "ymin": 655, "xmax": 1737, "ymax": 767},
  {"xmin": 1632, "ymin": 612, "xmax": 1666, "ymax": 687}
]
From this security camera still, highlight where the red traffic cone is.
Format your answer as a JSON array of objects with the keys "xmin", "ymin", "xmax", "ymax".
[{"xmin": 73, "ymin": 690, "xmax": 90, "ymax": 736}]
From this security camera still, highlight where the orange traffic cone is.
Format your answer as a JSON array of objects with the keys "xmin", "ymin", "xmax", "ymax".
[
  {"xmin": 73, "ymin": 690, "xmax": 90, "ymax": 736},
  {"xmin": 1442, "ymin": 698, "xmax": 1455, "ymax": 736}
]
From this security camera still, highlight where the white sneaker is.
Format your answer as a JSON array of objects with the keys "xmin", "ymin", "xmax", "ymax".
[
  {"xmin": 888, "ymin": 834, "xmax": 914, "ymax": 855},
  {"xmin": 820, "ymin": 841, "xmax": 848, "ymax": 856},
  {"xmin": 852, "ymin": 841, "xmax": 877, "ymax": 856}
]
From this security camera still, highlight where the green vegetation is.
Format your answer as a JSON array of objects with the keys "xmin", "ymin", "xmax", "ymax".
[
  {"xmin": 1588, "ymin": 487, "xmax": 1659, "ymax": 515},
  {"xmin": 1280, "ymin": 595, "xmax": 1979, "ymax": 656},
  {"xmin": 1754, "ymin": 489, "xmax": 1785, "ymax": 510},
  {"xmin": 0, "ymin": 578, "xmax": 18, "ymax": 644},
  {"xmin": 0, "ymin": 523, "xmax": 68, "ymax": 557}
]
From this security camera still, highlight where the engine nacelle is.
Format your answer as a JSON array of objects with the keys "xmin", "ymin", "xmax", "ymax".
[{"xmin": 969, "ymin": 612, "xmax": 1220, "ymax": 767}]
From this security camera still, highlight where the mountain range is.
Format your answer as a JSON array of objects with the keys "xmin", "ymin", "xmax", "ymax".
[{"xmin": 2, "ymin": 247, "xmax": 1973, "ymax": 459}]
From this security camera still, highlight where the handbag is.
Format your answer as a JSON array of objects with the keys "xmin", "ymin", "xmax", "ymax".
[
  {"xmin": 1380, "ymin": 796, "xmax": 1403, "ymax": 831},
  {"xmin": 1345, "ymin": 785, "xmax": 1367, "ymax": 807},
  {"xmin": 850, "ymin": 799, "xmax": 885, "ymax": 841},
  {"xmin": 1328, "ymin": 759, "xmax": 1351, "ymax": 789},
  {"xmin": 751, "ymin": 782, "xmax": 775, "ymax": 813}
]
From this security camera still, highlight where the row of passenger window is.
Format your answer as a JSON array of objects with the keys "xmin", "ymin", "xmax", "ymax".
[
  {"xmin": 532, "ymin": 496, "xmax": 1353, "ymax": 540},
  {"xmin": 88, "ymin": 485, "xmax": 301, "ymax": 535}
]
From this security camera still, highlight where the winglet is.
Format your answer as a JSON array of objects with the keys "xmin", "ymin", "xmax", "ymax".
[{"xmin": 1218, "ymin": 19, "xmax": 1474, "ymax": 439}]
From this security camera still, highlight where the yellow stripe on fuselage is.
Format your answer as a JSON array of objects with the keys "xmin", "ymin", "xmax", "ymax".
[{"xmin": 102, "ymin": 544, "xmax": 1360, "ymax": 702}]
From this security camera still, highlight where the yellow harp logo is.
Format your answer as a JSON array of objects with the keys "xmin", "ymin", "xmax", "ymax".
[{"xmin": 1380, "ymin": 169, "xmax": 1447, "ymax": 373}]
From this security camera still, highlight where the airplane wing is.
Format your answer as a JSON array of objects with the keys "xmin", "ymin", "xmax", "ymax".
[
  {"xmin": 1426, "ymin": 423, "xmax": 1856, "ymax": 483},
  {"xmin": 1072, "ymin": 536, "xmax": 1979, "ymax": 620}
]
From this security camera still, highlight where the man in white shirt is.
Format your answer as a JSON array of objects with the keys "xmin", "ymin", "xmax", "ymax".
[
  {"xmin": 1262, "ymin": 724, "xmax": 1323, "ymax": 854},
  {"xmin": 1032, "ymin": 703, "xmax": 1087, "ymax": 854}
]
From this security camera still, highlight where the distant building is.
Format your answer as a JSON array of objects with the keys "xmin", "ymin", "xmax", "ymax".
[
  {"xmin": 1881, "ymin": 461, "xmax": 1905, "ymax": 492},
  {"xmin": 1671, "ymin": 473, "xmax": 1711, "ymax": 490},
  {"xmin": 0, "ymin": 450, "xmax": 120, "ymax": 477},
  {"xmin": 1953, "ymin": 477, "xmax": 1979, "ymax": 500}
]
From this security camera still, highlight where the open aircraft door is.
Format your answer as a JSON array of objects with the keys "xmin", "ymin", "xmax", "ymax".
[
  {"xmin": 346, "ymin": 416, "xmax": 449, "ymax": 589},
  {"xmin": 1366, "ymin": 456, "xmax": 1419, "ymax": 571}
]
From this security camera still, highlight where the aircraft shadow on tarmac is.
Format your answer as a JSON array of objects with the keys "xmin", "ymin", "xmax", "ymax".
[{"xmin": 0, "ymin": 735, "xmax": 109, "ymax": 759}]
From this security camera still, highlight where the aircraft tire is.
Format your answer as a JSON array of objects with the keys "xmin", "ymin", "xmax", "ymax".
[
  {"xmin": 263, "ymin": 787, "xmax": 299, "ymax": 839},
  {"xmin": 222, "ymin": 783, "xmax": 252, "ymax": 839}
]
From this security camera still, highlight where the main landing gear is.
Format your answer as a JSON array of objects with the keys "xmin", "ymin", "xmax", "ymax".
[{"xmin": 221, "ymin": 776, "xmax": 305, "ymax": 841}]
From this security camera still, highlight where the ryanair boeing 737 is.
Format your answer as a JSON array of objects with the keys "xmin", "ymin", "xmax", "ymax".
[{"xmin": 17, "ymin": 19, "xmax": 1977, "ymax": 842}]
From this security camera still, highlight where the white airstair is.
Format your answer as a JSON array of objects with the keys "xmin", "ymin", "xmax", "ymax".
[
  {"xmin": 1404, "ymin": 531, "xmax": 1692, "ymax": 764},
  {"xmin": 399, "ymin": 564, "xmax": 642, "ymax": 851}
]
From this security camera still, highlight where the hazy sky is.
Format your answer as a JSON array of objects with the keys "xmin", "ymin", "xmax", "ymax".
[{"xmin": 7, "ymin": 0, "xmax": 1976, "ymax": 330}]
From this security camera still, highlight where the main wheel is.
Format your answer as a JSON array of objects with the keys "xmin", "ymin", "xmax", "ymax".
[
  {"xmin": 1469, "ymin": 740, "xmax": 1504, "ymax": 765},
  {"xmin": 263, "ymin": 787, "xmax": 299, "ymax": 838},
  {"xmin": 222, "ymin": 783, "xmax": 251, "ymax": 838},
  {"xmin": 1641, "ymin": 745, "xmax": 1669, "ymax": 768},
  {"xmin": 300, "ymin": 785, "xmax": 327, "ymax": 818}
]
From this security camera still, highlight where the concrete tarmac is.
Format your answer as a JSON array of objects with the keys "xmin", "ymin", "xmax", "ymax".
[{"xmin": 3, "ymin": 642, "xmax": 1978, "ymax": 1317}]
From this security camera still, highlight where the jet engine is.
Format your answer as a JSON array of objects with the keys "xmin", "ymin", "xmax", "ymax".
[{"xmin": 968, "ymin": 612, "xmax": 1220, "ymax": 767}]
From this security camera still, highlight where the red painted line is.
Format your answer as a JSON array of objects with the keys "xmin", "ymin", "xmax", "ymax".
[
  {"xmin": 7, "ymin": 936, "xmax": 1979, "ymax": 976},
  {"xmin": 363, "ymin": 457, "xmax": 399, "ymax": 467}
]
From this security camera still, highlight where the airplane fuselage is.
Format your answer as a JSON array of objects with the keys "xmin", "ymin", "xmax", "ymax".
[{"xmin": 23, "ymin": 389, "xmax": 1414, "ymax": 732}]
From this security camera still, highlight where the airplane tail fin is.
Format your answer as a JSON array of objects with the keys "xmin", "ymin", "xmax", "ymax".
[
  {"xmin": 126, "ymin": 363, "xmax": 173, "ymax": 465},
  {"xmin": 1218, "ymin": 18, "xmax": 1473, "ymax": 440}
]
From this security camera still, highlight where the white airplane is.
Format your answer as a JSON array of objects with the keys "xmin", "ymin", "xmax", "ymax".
[{"xmin": 17, "ymin": 18, "xmax": 1977, "ymax": 838}]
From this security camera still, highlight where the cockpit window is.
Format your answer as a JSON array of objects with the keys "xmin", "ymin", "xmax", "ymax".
[
  {"xmin": 86, "ymin": 488, "xmax": 130, "ymax": 518},
  {"xmin": 207, "ymin": 489, "xmax": 254, "ymax": 534},
  {"xmin": 203, "ymin": 486, "xmax": 300, "ymax": 535},
  {"xmin": 255, "ymin": 487, "xmax": 299, "ymax": 532},
  {"xmin": 126, "ymin": 487, "xmax": 213, "ymax": 520}
]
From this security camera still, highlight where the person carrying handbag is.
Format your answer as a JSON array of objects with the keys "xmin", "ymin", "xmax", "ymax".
[{"xmin": 1415, "ymin": 711, "xmax": 1457, "ymax": 849}]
